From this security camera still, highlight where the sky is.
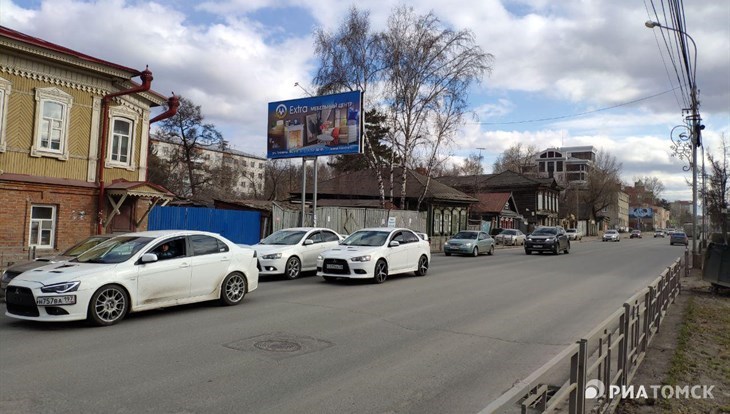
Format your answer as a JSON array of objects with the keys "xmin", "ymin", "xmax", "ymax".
[{"xmin": 1, "ymin": 0, "xmax": 728, "ymax": 202}]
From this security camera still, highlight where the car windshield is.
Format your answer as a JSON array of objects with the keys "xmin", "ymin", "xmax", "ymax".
[
  {"xmin": 453, "ymin": 232, "xmax": 478, "ymax": 239},
  {"xmin": 566, "ymin": 229, "xmax": 576, "ymax": 233},
  {"xmin": 532, "ymin": 228, "xmax": 557, "ymax": 235},
  {"xmin": 260, "ymin": 230, "xmax": 307, "ymax": 245},
  {"xmin": 672, "ymin": 232, "xmax": 687, "ymax": 237},
  {"xmin": 74, "ymin": 236, "xmax": 154, "ymax": 264},
  {"xmin": 606, "ymin": 230, "xmax": 618, "ymax": 234},
  {"xmin": 501, "ymin": 230, "xmax": 517, "ymax": 235},
  {"xmin": 62, "ymin": 236, "xmax": 109, "ymax": 256},
  {"xmin": 341, "ymin": 231, "xmax": 390, "ymax": 247}
]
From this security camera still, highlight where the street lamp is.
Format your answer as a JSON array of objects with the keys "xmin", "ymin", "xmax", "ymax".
[{"xmin": 646, "ymin": 20, "xmax": 702, "ymax": 267}]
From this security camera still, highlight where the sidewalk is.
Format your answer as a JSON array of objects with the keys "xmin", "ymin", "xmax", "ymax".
[{"xmin": 617, "ymin": 270, "xmax": 730, "ymax": 413}]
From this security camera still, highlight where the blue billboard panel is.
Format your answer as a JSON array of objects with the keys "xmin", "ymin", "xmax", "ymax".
[
  {"xmin": 629, "ymin": 207, "xmax": 654, "ymax": 218},
  {"xmin": 267, "ymin": 91, "xmax": 363, "ymax": 159}
]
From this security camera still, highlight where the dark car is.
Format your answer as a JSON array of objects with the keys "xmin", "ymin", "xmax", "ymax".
[
  {"xmin": 669, "ymin": 231, "xmax": 689, "ymax": 246},
  {"xmin": 525, "ymin": 226, "xmax": 570, "ymax": 255},
  {"xmin": 0, "ymin": 235, "xmax": 113, "ymax": 291}
]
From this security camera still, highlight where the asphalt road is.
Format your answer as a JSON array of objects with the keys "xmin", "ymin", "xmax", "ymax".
[{"xmin": 0, "ymin": 236, "xmax": 686, "ymax": 414}]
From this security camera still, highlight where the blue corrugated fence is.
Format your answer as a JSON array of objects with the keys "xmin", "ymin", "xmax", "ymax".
[{"xmin": 148, "ymin": 206, "xmax": 261, "ymax": 245}]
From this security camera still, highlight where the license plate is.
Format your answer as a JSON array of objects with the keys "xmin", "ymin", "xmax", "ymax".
[
  {"xmin": 533, "ymin": 245, "xmax": 543, "ymax": 248},
  {"xmin": 36, "ymin": 295, "xmax": 76, "ymax": 306},
  {"xmin": 326, "ymin": 264, "xmax": 343, "ymax": 270}
]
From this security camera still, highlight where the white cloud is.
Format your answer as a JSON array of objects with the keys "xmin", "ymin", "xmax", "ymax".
[{"xmin": 2, "ymin": 0, "xmax": 726, "ymax": 202}]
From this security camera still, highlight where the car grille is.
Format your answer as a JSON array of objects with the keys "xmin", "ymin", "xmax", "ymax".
[
  {"xmin": 6, "ymin": 286, "xmax": 40, "ymax": 317},
  {"xmin": 322, "ymin": 259, "xmax": 351, "ymax": 275}
]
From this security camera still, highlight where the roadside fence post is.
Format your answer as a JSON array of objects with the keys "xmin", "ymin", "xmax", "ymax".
[{"xmin": 620, "ymin": 304, "xmax": 630, "ymax": 387}]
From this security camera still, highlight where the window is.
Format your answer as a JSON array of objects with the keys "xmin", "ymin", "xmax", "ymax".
[
  {"xmin": 110, "ymin": 118, "xmax": 133, "ymax": 165},
  {"xmin": 0, "ymin": 77, "xmax": 10, "ymax": 152},
  {"xmin": 32, "ymin": 87, "xmax": 73, "ymax": 160},
  {"xmin": 191, "ymin": 235, "xmax": 228, "ymax": 255},
  {"xmin": 433, "ymin": 210, "xmax": 442, "ymax": 235},
  {"xmin": 306, "ymin": 231, "xmax": 323, "ymax": 244},
  {"xmin": 106, "ymin": 106, "xmax": 139, "ymax": 170},
  {"xmin": 29, "ymin": 205, "xmax": 56, "ymax": 248},
  {"xmin": 150, "ymin": 237, "xmax": 187, "ymax": 260},
  {"xmin": 321, "ymin": 231, "xmax": 340, "ymax": 242}
]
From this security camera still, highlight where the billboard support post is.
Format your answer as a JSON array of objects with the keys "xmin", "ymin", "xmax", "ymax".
[
  {"xmin": 301, "ymin": 157, "xmax": 307, "ymax": 227},
  {"xmin": 313, "ymin": 157, "xmax": 318, "ymax": 227}
]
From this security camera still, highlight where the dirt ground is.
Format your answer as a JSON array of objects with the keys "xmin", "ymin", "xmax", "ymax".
[{"xmin": 617, "ymin": 269, "xmax": 730, "ymax": 414}]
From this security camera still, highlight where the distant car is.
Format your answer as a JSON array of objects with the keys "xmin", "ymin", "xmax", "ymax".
[
  {"xmin": 254, "ymin": 227, "xmax": 343, "ymax": 279},
  {"xmin": 630, "ymin": 230, "xmax": 642, "ymax": 239},
  {"xmin": 524, "ymin": 226, "xmax": 570, "ymax": 255},
  {"xmin": 317, "ymin": 227, "xmax": 430, "ymax": 284},
  {"xmin": 654, "ymin": 230, "xmax": 665, "ymax": 238},
  {"xmin": 5, "ymin": 231, "xmax": 259, "ymax": 326},
  {"xmin": 565, "ymin": 228, "xmax": 583, "ymax": 241},
  {"xmin": 602, "ymin": 230, "xmax": 621, "ymax": 242},
  {"xmin": 494, "ymin": 229, "xmax": 526, "ymax": 246},
  {"xmin": 1, "ymin": 235, "xmax": 113, "ymax": 292},
  {"xmin": 444, "ymin": 231, "xmax": 495, "ymax": 256},
  {"xmin": 670, "ymin": 231, "xmax": 689, "ymax": 246}
]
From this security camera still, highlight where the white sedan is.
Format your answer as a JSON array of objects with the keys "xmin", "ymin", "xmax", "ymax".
[
  {"xmin": 5, "ymin": 230, "xmax": 259, "ymax": 326},
  {"xmin": 254, "ymin": 227, "xmax": 344, "ymax": 279},
  {"xmin": 317, "ymin": 227, "xmax": 431, "ymax": 284}
]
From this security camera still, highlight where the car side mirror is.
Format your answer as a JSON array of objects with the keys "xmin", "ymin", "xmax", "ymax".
[
  {"xmin": 140, "ymin": 253, "xmax": 158, "ymax": 263},
  {"xmin": 389, "ymin": 240, "xmax": 400, "ymax": 247},
  {"xmin": 304, "ymin": 239, "xmax": 314, "ymax": 245}
]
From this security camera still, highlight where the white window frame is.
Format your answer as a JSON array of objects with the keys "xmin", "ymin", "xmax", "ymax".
[
  {"xmin": 109, "ymin": 117, "xmax": 134, "ymax": 166},
  {"xmin": 0, "ymin": 77, "xmax": 10, "ymax": 153},
  {"xmin": 105, "ymin": 106, "xmax": 139, "ymax": 171},
  {"xmin": 31, "ymin": 87, "xmax": 73, "ymax": 160},
  {"xmin": 29, "ymin": 205, "xmax": 57, "ymax": 249}
]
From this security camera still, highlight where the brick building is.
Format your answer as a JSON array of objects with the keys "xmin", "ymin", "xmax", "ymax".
[{"xmin": 0, "ymin": 26, "xmax": 174, "ymax": 266}]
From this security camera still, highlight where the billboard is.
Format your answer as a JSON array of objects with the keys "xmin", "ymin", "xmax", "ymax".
[
  {"xmin": 629, "ymin": 207, "xmax": 654, "ymax": 218},
  {"xmin": 267, "ymin": 91, "xmax": 363, "ymax": 159}
]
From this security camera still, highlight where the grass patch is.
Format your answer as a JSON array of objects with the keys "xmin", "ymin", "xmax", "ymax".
[{"xmin": 665, "ymin": 296, "xmax": 695, "ymax": 386}]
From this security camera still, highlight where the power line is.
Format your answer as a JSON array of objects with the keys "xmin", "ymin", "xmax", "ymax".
[{"xmin": 473, "ymin": 88, "xmax": 679, "ymax": 126}]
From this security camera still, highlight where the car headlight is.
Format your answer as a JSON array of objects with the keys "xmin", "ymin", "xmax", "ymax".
[
  {"xmin": 546, "ymin": 238, "xmax": 555, "ymax": 242},
  {"xmin": 350, "ymin": 255, "xmax": 372, "ymax": 262},
  {"xmin": 41, "ymin": 281, "xmax": 80, "ymax": 293},
  {"xmin": 317, "ymin": 255, "xmax": 323, "ymax": 261},
  {"xmin": 464, "ymin": 242, "xmax": 472, "ymax": 247},
  {"xmin": 261, "ymin": 253, "xmax": 282, "ymax": 260}
]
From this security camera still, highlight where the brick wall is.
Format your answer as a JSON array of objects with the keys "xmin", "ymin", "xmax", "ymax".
[{"xmin": 0, "ymin": 180, "xmax": 97, "ymax": 267}]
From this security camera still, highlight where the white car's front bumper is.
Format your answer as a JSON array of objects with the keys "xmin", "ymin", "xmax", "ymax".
[
  {"xmin": 5, "ymin": 279, "xmax": 94, "ymax": 322},
  {"xmin": 257, "ymin": 256, "xmax": 289, "ymax": 276},
  {"xmin": 317, "ymin": 258, "xmax": 376, "ymax": 279}
]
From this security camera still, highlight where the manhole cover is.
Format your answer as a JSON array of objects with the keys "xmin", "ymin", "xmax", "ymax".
[{"xmin": 254, "ymin": 340, "xmax": 302, "ymax": 353}]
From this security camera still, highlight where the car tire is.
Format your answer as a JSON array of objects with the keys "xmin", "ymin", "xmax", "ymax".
[
  {"xmin": 285, "ymin": 256, "xmax": 301, "ymax": 279},
  {"xmin": 373, "ymin": 259, "xmax": 388, "ymax": 284},
  {"xmin": 472, "ymin": 247, "xmax": 479, "ymax": 257},
  {"xmin": 220, "ymin": 272, "xmax": 247, "ymax": 306},
  {"xmin": 525, "ymin": 249, "xmax": 531, "ymax": 255},
  {"xmin": 564, "ymin": 242, "xmax": 570, "ymax": 254},
  {"xmin": 88, "ymin": 284, "xmax": 129, "ymax": 326},
  {"xmin": 487, "ymin": 245, "xmax": 494, "ymax": 255},
  {"xmin": 445, "ymin": 252, "xmax": 451, "ymax": 256},
  {"xmin": 415, "ymin": 255, "xmax": 429, "ymax": 276},
  {"xmin": 553, "ymin": 244, "xmax": 559, "ymax": 255}
]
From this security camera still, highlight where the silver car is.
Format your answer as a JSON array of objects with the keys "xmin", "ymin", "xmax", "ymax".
[
  {"xmin": 494, "ymin": 229, "xmax": 526, "ymax": 246},
  {"xmin": 602, "ymin": 230, "xmax": 621, "ymax": 242},
  {"xmin": 444, "ymin": 231, "xmax": 495, "ymax": 256}
]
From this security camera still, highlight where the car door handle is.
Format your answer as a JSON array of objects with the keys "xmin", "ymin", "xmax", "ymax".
[
  {"xmin": 220, "ymin": 257, "xmax": 230, "ymax": 262},
  {"xmin": 180, "ymin": 262, "xmax": 190, "ymax": 268}
]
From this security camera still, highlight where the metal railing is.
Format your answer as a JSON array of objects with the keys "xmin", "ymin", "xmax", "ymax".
[{"xmin": 481, "ymin": 250, "xmax": 686, "ymax": 414}]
